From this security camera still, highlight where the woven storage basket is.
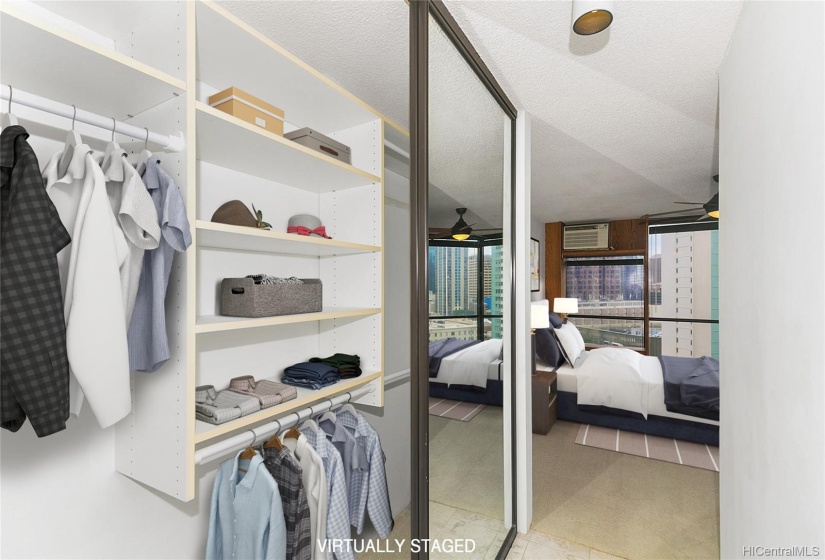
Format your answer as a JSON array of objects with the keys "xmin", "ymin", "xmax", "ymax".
[{"xmin": 220, "ymin": 278, "xmax": 322, "ymax": 318}]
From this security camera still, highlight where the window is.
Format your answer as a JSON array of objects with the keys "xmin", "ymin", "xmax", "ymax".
[
  {"xmin": 429, "ymin": 238, "xmax": 503, "ymax": 341},
  {"xmin": 564, "ymin": 256, "xmax": 645, "ymax": 349},
  {"xmin": 648, "ymin": 222, "xmax": 719, "ymax": 358}
]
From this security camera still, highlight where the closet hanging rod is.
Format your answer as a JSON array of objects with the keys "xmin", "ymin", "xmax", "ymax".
[
  {"xmin": 384, "ymin": 139, "xmax": 410, "ymax": 160},
  {"xmin": 194, "ymin": 384, "xmax": 375, "ymax": 466},
  {"xmin": 0, "ymin": 84, "xmax": 185, "ymax": 152}
]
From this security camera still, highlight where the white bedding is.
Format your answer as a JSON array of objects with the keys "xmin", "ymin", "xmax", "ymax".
[
  {"xmin": 538, "ymin": 351, "xmax": 720, "ymax": 426},
  {"xmin": 432, "ymin": 339, "xmax": 503, "ymax": 389},
  {"xmin": 577, "ymin": 348, "xmax": 649, "ymax": 418}
]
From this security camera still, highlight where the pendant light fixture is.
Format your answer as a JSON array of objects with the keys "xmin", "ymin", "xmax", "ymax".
[
  {"xmin": 704, "ymin": 193, "xmax": 719, "ymax": 219},
  {"xmin": 450, "ymin": 208, "xmax": 473, "ymax": 241},
  {"xmin": 572, "ymin": 0, "xmax": 614, "ymax": 36}
]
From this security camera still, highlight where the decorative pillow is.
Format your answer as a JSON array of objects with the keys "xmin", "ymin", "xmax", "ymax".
[
  {"xmin": 535, "ymin": 328, "xmax": 563, "ymax": 367},
  {"xmin": 552, "ymin": 323, "xmax": 583, "ymax": 367},
  {"xmin": 548, "ymin": 311, "xmax": 563, "ymax": 329},
  {"xmin": 566, "ymin": 320, "xmax": 586, "ymax": 353}
]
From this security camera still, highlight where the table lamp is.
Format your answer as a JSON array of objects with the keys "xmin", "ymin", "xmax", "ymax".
[
  {"xmin": 553, "ymin": 298, "xmax": 578, "ymax": 322},
  {"xmin": 531, "ymin": 300, "xmax": 550, "ymax": 374}
]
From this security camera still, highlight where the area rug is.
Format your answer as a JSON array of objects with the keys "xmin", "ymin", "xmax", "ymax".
[
  {"xmin": 428, "ymin": 398, "xmax": 486, "ymax": 422},
  {"xmin": 574, "ymin": 424, "xmax": 719, "ymax": 472}
]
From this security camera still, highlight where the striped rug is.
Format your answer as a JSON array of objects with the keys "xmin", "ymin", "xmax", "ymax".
[
  {"xmin": 428, "ymin": 398, "xmax": 486, "ymax": 422},
  {"xmin": 574, "ymin": 424, "xmax": 719, "ymax": 472}
]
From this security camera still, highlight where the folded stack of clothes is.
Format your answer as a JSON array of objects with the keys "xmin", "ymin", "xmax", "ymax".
[
  {"xmin": 195, "ymin": 385, "xmax": 261, "ymax": 425},
  {"xmin": 281, "ymin": 362, "xmax": 340, "ymax": 390},
  {"xmin": 309, "ymin": 353, "xmax": 362, "ymax": 379},
  {"xmin": 227, "ymin": 375, "xmax": 297, "ymax": 408},
  {"xmin": 195, "ymin": 375, "xmax": 298, "ymax": 425}
]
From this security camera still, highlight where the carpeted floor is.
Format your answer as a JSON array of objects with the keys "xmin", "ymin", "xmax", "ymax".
[
  {"xmin": 532, "ymin": 420, "xmax": 720, "ymax": 559},
  {"xmin": 427, "ymin": 405, "xmax": 720, "ymax": 559}
]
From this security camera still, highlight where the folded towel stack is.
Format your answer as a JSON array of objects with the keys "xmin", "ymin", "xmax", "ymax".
[
  {"xmin": 282, "ymin": 362, "xmax": 340, "ymax": 390},
  {"xmin": 309, "ymin": 352, "xmax": 362, "ymax": 379}
]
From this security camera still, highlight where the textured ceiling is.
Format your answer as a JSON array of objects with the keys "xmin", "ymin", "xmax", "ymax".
[{"xmin": 219, "ymin": 0, "xmax": 744, "ymax": 224}]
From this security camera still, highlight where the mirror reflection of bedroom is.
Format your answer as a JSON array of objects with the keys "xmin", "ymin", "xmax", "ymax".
[{"xmin": 426, "ymin": 14, "xmax": 512, "ymax": 544}]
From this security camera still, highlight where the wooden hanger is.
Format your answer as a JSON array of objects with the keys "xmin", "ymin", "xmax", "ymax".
[
  {"xmin": 283, "ymin": 427, "xmax": 302, "ymax": 440},
  {"xmin": 263, "ymin": 433, "xmax": 283, "ymax": 450},
  {"xmin": 238, "ymin": 446, "xmax": 256, "ymax": 473}
]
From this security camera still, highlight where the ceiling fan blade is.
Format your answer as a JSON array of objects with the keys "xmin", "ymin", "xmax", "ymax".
[
  {"xmin": 645, "ymin": 208, "xmax": 705, "ymax": 218},
  {"xmin": 674, "ymin": 202, "xmax": 706, "ymax": 205},
  {"xmin": 696, "ymin": 214, "xmax": 712, "ymax": 221}
]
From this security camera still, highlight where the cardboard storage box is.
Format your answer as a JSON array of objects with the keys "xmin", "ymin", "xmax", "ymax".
[
  {"xmin": 208, "ymin": 87, "xmax": 285, "ymax": 136},
  {"xmin": 220, "ymin": 278, "xmax": 322, "ymax": 318},
  {"xmin": 285, "ymin": 128, "xmax": 351, "ymax": 164}
]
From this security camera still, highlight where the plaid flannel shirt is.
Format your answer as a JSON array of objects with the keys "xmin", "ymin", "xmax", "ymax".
[
  {"xmin": 259, "ymin": 445, "xmax": 313, "ymax": 560},
  {"xmin": 1, "ymin": 126, "xmax": 72, "ymax": 437},
  {"xmin": 195, "ymin": 385, "xmax": 261, "ymax": 424},
  {"xmin": 228, "ymin": 376, "xmax": 297, "ymax": 408}
]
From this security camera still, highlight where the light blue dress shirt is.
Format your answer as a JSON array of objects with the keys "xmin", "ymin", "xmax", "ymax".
[
  {"xmin": 300, "ymin": 425, "xmax": 354, "ymax": 560},
  {"xmin": 206, "ymin": 451, "xmax": 287, "ymax": 560},
  {"xmin": 336, "ymin": 409, "xmax": 393, "ymax": 538},
  {"xmin": 127, "ymin": 158, "xmax": 191, "ymax": 372}
]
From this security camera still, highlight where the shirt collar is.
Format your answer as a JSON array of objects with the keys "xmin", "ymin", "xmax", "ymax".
[
  {"xmin": 195, "ymin": 385, "xmax": 217, "ymax": 404},
  {"xmin": 230, "ymin": 450, "xmax": 262, "ymax": 491},
  {"xmin": 229, "ymin": 375, "xmax": 256, "ymax": 392},
  {"xmin": 43, "ymin": 143, "xmax": 94, "ymax": 189},
  {"xmin": 0, "ymin": 125, "xmax": 28, "ymax": 169}
]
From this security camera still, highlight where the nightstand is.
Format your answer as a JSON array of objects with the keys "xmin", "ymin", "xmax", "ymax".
[{"xmin": 532, "ymin": 370, "xmax": 558, "ymax": 435}]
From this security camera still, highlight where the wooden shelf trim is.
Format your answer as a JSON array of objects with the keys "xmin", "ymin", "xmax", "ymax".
[
  {"xmin": 195, "ymin": 308, "xmax": 381, "ymax": 333},
  {"xmin": 196, "ymin": 103, "xmax": 381, "ymax": 188},
  {"xmin": 196, "ymin": 221, "xmax": 381, "ymax": 256},
  {"xmin": 194, "ymin": 371, "xmax": 382, "ymax": 444}
]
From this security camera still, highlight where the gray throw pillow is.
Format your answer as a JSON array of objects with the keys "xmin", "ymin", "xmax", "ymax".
[
  {"xmin": 535, "ymin": 328, "xmax": 563, "ymax": 367},
  {"xmin": 548, "ymin": 311, "xmax": 563, "ymax": 329}
]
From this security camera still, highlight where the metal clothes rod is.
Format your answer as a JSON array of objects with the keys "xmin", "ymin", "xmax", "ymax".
[
  {"xmin": 384, "ymin": 369, "xmax": 411, "ymax": 384},
  {"xmin": 194, "ymin": 384, "xmax": 375, "ymax": 466},
  {"xmin": 0, "ymin": 84, "xmax": 185, "ymax": 152},
  {"xmin": 384, "ymin": 139, "xmax": 410, "ymax": 160}
]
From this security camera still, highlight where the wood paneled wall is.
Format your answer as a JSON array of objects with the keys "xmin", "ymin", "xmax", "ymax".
[{"xmin": 544, "ymin": 217, "xmax": 648, "ymax": 318}]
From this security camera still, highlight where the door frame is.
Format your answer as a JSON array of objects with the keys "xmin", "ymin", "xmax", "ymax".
[{"xmin": 410, "ymin": 1, "xmax": 520, "ymax": 557}]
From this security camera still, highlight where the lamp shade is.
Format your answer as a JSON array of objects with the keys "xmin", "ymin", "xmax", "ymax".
[
  {"xmin": 531, "ymin": 300, "xmax": 550, "ymax": 330},
  {"xmin": 572, "ymin": 0, "xmax": 614, "ymax": 36},
  {"xmin": 554, "ymin": 298, "xmax": 579, "ymax": 314}
]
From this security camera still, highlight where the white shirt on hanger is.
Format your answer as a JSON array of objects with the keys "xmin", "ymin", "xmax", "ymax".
[
  {"xmin": 282, "ymin": 432, "xmax": 328, "ymax": 560},
  {"xmin": 101, "ymin": 149, "xmax": 160, "ymax": 324},
  {"xmin": 43, "ymin": 144, "xmax": 131, "ymax": 428}
]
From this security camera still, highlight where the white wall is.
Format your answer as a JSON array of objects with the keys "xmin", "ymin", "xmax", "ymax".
[{"xmin": 718, "ymin": 1, "xmax": 825, "ymax": 557}]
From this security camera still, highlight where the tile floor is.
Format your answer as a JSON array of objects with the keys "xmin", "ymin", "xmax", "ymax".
[{"xmin": 429, "ymin": 502, "xmax": 625, "ymax": 560}]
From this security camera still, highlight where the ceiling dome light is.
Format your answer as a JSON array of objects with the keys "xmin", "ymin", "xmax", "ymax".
[{"xmin": 572, "ymin": 0, "xmax": 614, "ymax": 36}]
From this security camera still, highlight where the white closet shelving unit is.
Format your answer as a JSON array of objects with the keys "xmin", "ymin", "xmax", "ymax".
[{"xmin": 1, "ymin": 0, "xmax": 386, "ymax": 503}]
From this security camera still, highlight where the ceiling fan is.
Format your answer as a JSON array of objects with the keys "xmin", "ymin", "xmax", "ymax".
[
  {"xmin": 428, "ymin": 208, "xmax": 502, "ymax": 241},
  {"xmin": 646, "ymin": 176, "xmax": 720, "ymax": 221}
]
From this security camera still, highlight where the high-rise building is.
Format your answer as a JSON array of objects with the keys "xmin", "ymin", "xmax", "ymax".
[{"xmin": 431, "ymin": 246, "xmax": 471, "ymax": 316}]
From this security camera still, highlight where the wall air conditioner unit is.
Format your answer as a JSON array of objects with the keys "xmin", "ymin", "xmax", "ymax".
[{"xmin": 563, "ymin": 223, "xmax": 610, "ymax": 250}]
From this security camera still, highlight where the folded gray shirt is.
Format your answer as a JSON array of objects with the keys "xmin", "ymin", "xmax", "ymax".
[{"xmin": 195, "ymin": 385, "xmax": 261, "ymax": 424}]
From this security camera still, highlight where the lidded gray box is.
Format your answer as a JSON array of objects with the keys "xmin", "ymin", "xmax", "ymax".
[
  {"xmin": 285, "ymin": 128, "xmax": 351, "ymax": 164},
  {"xmin": 221, "ymin": 278, "xmax": 322, "ymax": 318}
]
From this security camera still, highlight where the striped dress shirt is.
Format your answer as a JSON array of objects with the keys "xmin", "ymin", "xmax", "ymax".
[
  {"xmin": 259, "ymin": 445, "xmax": 313, "ymax": 560},
  {"xmin": 336, "ymin": 410, "xmax": 394, "ymax": 538},
  {"xmin": 300, "ymin": 425, "xmax": 353, "ymax": 560}
]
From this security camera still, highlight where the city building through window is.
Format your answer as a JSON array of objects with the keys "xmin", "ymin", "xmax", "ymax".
[{"xmin": 428, "ymin": 238, "xmax": 504, "ymax": 341}]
